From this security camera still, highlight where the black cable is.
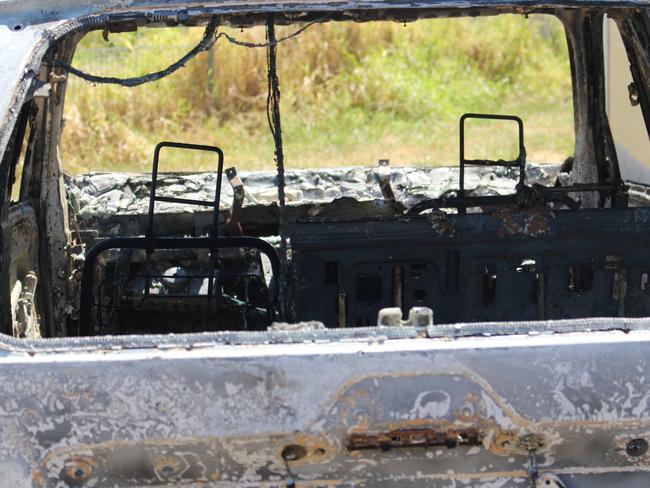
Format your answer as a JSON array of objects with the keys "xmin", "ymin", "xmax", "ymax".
[
  {"xmin": 217, "ymin": 15, "xmax": 328, "ymax": 48},
  {"xmin": 52, "ymin": 15, "xmax": 329, "ymax": 87},
  {"xmin": 52, "ymin": 18, "xmax": 219, "ymax": 87},
  {"xmin": 266, "ymin": 15, "xmax": 289, "ymax": 320}
]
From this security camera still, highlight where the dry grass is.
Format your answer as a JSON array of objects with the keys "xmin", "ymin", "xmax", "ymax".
[{"xmin": 61, "ymin": 14, "xmax": 574, "ymax": 173}]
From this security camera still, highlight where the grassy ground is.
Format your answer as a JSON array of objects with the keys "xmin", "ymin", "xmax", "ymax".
[{"xmin": 61, "ymin": 14, "xmax": 574, "ymax": 174}]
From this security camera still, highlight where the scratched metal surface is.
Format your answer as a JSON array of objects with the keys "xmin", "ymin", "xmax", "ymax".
[{"xmin": 0, "ymin": 327, "xmax": 648, "ymax": 486}]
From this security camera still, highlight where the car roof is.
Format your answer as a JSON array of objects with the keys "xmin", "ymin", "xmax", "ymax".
[{"xmin": 0, "ymin": 0, "xmax": 647, "ymax": 28}]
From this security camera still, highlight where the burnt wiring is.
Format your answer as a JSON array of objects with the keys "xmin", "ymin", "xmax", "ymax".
[
  {"xmin": 266, "ymin": 15, "xmax": 290, "ymax": 320},
  {"xmin": 51, "ymin": 18, "xmax": 220, "ymax": 87},
  {"xmin": 218, "ymin": 16, "xmax": 328, "ymax": 48},
  {"xmin": 50, "ymin": 15, "xmax": 329, "ymax": 87}
]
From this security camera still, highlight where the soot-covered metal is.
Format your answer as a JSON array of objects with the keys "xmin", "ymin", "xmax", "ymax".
[{"xmin": 0, "ymin": 1, "xmax": 650, "ymax": 486}]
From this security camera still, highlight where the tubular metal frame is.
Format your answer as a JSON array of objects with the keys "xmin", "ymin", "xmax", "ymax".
[{"xmin": 77, "ymin": 142, "xmax": 280, "ymax": 336}]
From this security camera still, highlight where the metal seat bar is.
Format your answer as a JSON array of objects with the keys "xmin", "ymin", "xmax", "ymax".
[
  {"xmin": 459, "ymin": 113, "xmax": 525, "ymax": 214},
  {"xmin": 154, "ymin": 196, "xmax": 216, "ymax": 207},
  {"xmin": 148, "ymin": 141, "xmax": 224, "ymax": 244}
]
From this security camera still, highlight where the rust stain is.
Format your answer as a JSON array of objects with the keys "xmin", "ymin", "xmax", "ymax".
[
  {"xmin": 62, "ymin": 455, "xmax": 95, "ymax": 484},
  {"xmin": 522, "ymin": 207, "xmax": 553, "ymax": 237},
  {"xmin": 152, "ymin": 455, "xmax": 187, "ymax": 481},
  {"xmin": 491, "ymin": 207, "xmax": 522, "ymax": 238},
  {"xmin": 490, "ymin": 430, "xmax": 519, "ymax": 455},
  {"xmin": 277, "ymin": 432, "xmax": 337, "ymax": 468},
  {"xmin": 517, "ymin": 432, "xmax": 547, "ymax": 451},
  {"xmin": 39, "ymin": 433, "xmax": 337, "ymax": 486},
  {"xmin": 453, "ymin": 392, "xmax": 484, "ymax": 423},
  {"xmin": 347, "ymin": 426, "xmax": 481, "ymax": 451},
  {"xmin": 427, "ymin": 210, "xmax": 455, "ymax": 237},
  {"xmin": 491, "ymin": 206, "xmax": 553, "ymax": 238},
  {"xmin": 31, "ymin": 466, "xmax": 43, "ymax": 487},
  {"xmin": 374, "ymin": 418, "xmax": 455, "ymax": 432}
]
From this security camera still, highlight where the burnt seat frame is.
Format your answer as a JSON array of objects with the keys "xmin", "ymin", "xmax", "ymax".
[
  {"xmin": 406, "ymin": 113, "xmax": 625, "ymax": 215},
  {"xmin": 458, "ymin": 113, "xmax": 526, "ymax": 214},
  {"xmin": 78, "ymin": 142, "xmax": 280, "ymax": 336}
]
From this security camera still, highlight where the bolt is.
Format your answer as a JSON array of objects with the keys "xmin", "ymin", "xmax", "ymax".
[
  {"xmin": 281, "ymin": 444, "xmax": 307, "ymax": 462},
  {"xmin": 626, "ymin": 438, "xmax": 648, "ymax": 457},
  {"xmin": 63, "ymin": 457, "xmax": 93, "ymax": 483}
]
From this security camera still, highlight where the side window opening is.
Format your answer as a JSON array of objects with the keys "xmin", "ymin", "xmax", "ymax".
[{"xmin": 1, "ymin": 102, "xmax": 41, "ymax": 338}]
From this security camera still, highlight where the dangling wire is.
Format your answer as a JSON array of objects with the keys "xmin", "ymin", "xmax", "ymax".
[
  {"xmin": 218, "ymin": 15, "xmax": 329, "ymax": 48},
  {"xmin": 266, "ymin": 14, "xmax": 289, "ymax": 320},
  {"xmin": 52, "ymin": 15, "xmax": 330, "ymax": 87},
  {"xmin": 52, "ymin": 18, "xmax": 220, "ymax": 87}
]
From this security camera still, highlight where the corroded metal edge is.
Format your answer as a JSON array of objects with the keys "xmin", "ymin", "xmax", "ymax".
[{"xmin": 0, "ymin": 316, "xmax": 648, "ymax": 353}]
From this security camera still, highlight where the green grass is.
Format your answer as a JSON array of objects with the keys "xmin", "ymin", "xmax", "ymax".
[{"xmin": 61, "ymin": 14, "xmax": 574, "ymax": 173}]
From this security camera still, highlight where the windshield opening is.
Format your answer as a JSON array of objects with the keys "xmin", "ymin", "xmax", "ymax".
[{"xmin": 61, "ymin": 14, "xmax": 574, "ymax": 173}]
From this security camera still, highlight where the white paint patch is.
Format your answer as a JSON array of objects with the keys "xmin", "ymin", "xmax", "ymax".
[
  {"xmin": 410, "ymin": 390, "xmax": 451, "ymax": 419},
  {"xmin": 481, "ymin": 391, "xmax": 517, "ymax": 429}
]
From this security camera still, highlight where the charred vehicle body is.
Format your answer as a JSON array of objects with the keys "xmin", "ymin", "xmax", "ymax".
[{"xmin": 1, "ymin": 0, "xmax": 650, "ymax": 486}]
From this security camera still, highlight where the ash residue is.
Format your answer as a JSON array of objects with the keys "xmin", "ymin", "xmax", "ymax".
[{"xmin": 65, "ymin": 163, "xmax": 560, "ymax": 222}]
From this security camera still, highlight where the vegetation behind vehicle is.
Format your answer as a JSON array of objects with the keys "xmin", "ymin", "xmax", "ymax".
[{"xmin": 62, "ymin": 15, "xmax": 574, "ymax": 172}]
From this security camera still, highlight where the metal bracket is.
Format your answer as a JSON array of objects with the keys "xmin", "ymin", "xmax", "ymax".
[
  {"xmin": 225, "ymin": 166, "xmax": 244, "ymax": 236},
  {"xmin": 145, "ymin": 142, "xmax": 225, "ymax": 300},
  {"xmin": 406, "ymin": 113, "xmax": 626, "ymax": 215}
]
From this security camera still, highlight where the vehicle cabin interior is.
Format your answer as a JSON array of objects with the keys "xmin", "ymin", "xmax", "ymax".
[{"xmin": 1, "ymin": 6, "xmax": 649, "ymax": 338}]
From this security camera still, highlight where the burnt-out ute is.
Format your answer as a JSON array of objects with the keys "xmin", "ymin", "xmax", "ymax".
[{"xmin": 1, "ymin": 0, "xmax": 650, "ymax": 486}]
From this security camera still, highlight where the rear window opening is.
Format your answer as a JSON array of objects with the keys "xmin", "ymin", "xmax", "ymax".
[{"xmin": 3, "ymin": 8, "xmax": 649, "ymax": 339}]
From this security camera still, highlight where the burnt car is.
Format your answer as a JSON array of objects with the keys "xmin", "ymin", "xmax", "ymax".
[{"xmin": 0, "ymin": 0, "xmax": 650, "ymax": 486}]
